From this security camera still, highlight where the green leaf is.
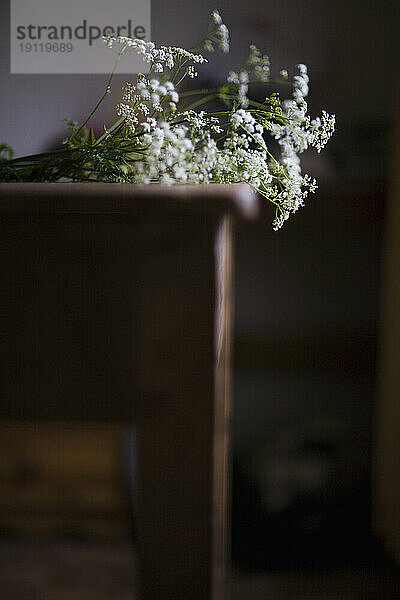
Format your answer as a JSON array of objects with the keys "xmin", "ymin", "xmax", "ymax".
[
  {"xmin": 0, "ymin": 143, "xmax": 14, "ymax": 161},
  {"xmin": 89, "ymin": 128, "xmax": 96, "ymax": 145}
]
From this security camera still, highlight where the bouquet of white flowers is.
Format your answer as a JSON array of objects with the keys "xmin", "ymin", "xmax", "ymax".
[{"xmin": 0, "ymin": 10, "xmax": 335, "ymax": 230}]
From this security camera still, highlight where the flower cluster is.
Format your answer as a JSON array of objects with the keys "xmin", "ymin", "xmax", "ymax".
[
  {"xmin": 107, "ymin": 15, "xmax": 335, "ymax": 229},
  {"xmin": 117, "ymin": 76, "xmax": 180, "ymax": 125},
  {"xmin": 103, "ymin": 36, "xmax": 207, "ymax": 73},
  {"xmin": 203, "ymin": 10, "xmax": 230, "ymax": 53},
  {"xmin": 247, "ymin": 45, "xmax": 271, "ymax": 82},
  {"xmin": 227, "ymin": 70, "xmax": 250, "ymax": 108},
  {"xmin": 0, "ymin": 11, "xmax": 335, "ymax": 230}
]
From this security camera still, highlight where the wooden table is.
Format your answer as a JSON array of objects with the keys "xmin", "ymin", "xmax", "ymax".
[{"xmin": 0, "ymin": 183, "xmax": 258, "ymax": 599}]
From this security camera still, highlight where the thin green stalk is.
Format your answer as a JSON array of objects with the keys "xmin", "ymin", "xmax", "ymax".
[
  {"xmin": 69, "ymin": 47, "xmax": 125, "ymax": 143},
  {"xmin": 94, "ymin": 116, "xmax": 126, "ymax": 146},
  {"xmin": 6, "ymin": 147, "xmax": 76, "ymax": 164},
  {"xmin": 184, "ymin": 93, "xmax": 224, "ymax": 111},
  {"xmin": 180, "ymin": 87, "xmax": 219, "ymax": 97}
]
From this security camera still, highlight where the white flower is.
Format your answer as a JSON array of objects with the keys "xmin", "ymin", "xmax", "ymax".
[
  {"xmin": 231, "ymin": 112, "xmax": 243, "ymax": 126},
  {"xmin": 217, "ymin": 24, "xmax": 230, "ymax": 53},
  {"xmin": 101, "ymin": 10, "xmax": 335, "ymax": 230},
  {"xmin": 103, "ymin": 36, "xmax": 207, "ymax": 69},
  {"xmin": 140, "ymin": 88, "xmax": 150, "ymax": 99},
  {"xmin": 212, "ymin": 10, "xmax": 222, "ymax": 25}
]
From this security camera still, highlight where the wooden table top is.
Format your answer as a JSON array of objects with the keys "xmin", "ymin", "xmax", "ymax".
[{"xmin": 0, "ymin": 183, "xmax": 259, "ymax": 219}]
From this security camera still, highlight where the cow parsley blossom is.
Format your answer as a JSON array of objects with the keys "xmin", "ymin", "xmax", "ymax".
[{"xmin": 0, "ymin": 10, "xmax": 335, "ymax": 230}]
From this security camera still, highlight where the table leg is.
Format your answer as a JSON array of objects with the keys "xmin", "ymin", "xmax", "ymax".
[{"xmin": 135, "ymin": 217, "xmax": 232, "ymax": 600}]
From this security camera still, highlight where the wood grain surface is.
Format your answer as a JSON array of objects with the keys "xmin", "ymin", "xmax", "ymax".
[{"xmin": 0, "ymin": 183, "xmax": 258, "ymax": 599}]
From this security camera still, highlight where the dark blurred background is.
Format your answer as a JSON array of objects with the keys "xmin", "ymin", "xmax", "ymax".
[{"xmin": 1, "ymin": 1, "xmax": 400, "ymax": 598}]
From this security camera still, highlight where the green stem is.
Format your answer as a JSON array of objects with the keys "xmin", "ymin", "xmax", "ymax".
[
  {"xmin": 172, "ymin": 55, "xmax": 183, "ymax": 83},
  {"xmin": 180, "ymin": 87, "xmax": 218, "ymax": 97},
  {"xmin": 69, "ymin": 48, "xmax": 125, "ymax": 143},
  {"xmin": 94, "ymin": 116, "xmax": 126, "ymax": 146},
  {"xmin": 184, "ymin": 93, "xmax": 224, "ymax": 111},
  {"xmin": 6, "ymin": 147, "xmax": 76, "ymax": 164},
  {"xmin": 175, "ymin": 70, "xmax": 189, "ymax": 87},
  {"xmin": 239, "ymin": 123, "xmax": 279, "ymax": 166}
]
